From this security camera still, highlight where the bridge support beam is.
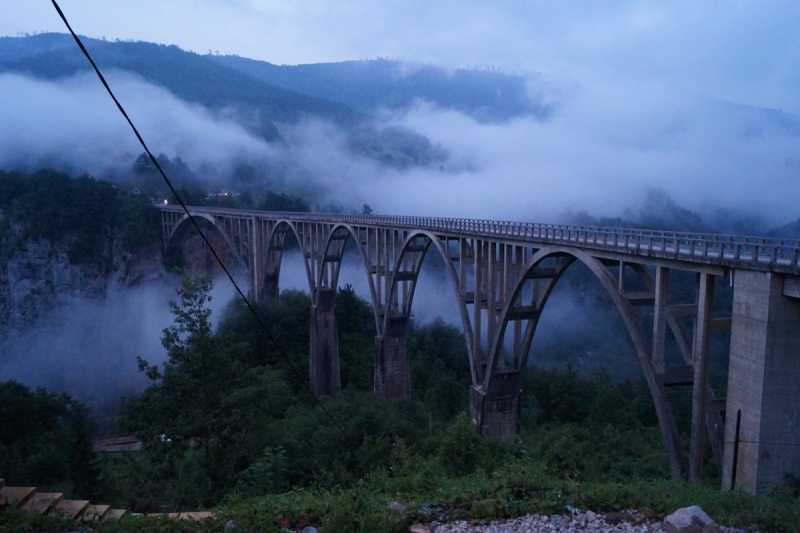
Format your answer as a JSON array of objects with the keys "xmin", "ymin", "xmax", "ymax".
[
  {"xmin": 374, "ymin": 318, "xmax": 411, "ymax": 399},
  {"xmin": 470, "ymin": 371, "xmax": 521, "ymax": 440},
  {"xmin": 723, "ymin": 271, "xmax": 800, "ymax": 493},
  {"xmin": 309, "ymin": 288, "xmax": 340, "ymax": 397}
]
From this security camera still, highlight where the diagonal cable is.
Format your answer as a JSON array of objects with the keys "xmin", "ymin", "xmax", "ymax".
[{"xmin": 50, "ymin": 0, "xmax": 348, "ymax": 440}]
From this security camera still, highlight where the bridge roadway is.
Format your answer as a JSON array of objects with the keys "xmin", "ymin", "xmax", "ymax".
[{"xmin": 157, "ymin": 204, "xmax": 800, "ymax": 494}]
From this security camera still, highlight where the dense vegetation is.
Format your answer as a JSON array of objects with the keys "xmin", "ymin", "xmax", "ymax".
[
  {"xmin": 2, "ymin": 275, "xmax": 799, "ymax": 531},
  {"xmin": 0, "ymin": 168, "xmax": 319, "ymax": 268},
  {"xmin": 209, "ymin": 55, "xmax": 548, "ymax": 123},
  {"xmin": 0, "ymin": 381, "xmax": 97, "ymax": 498},
  {"xmin": 0, "ymin": 169, "xmax": 161, "ymax": 264}
]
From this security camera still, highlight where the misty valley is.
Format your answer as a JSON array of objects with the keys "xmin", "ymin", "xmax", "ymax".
[{"xmin": 1, "ymin": 32, "xmax": 800, "ymax": 533}]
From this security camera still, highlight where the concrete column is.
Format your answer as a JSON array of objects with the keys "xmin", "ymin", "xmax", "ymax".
[
  {"xmin": 261, "ymin": 272, "xmax": 280, "ymax": 301},
  {"xmin": 374, "ymin": 317, "xmax": 410, "ymax": 399},
  {"xmin": 690, "ymin": 273, "xmax": 714, "ymax": 482},
  {"xmin": 723, "ymin": 271, "xmax": 800, "ymax": 493},
  {"xmin": 309, "ymin": 288, "xmax": 340, "ymax": 397},
  {"xmin": 470, "ymin": 370, "xmax": 521, "ymax": 440}
]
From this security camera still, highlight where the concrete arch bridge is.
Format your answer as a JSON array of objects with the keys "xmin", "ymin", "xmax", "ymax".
[{"xmin": 157, "ymin": 204, "xmax": 800, "ymax": 494}]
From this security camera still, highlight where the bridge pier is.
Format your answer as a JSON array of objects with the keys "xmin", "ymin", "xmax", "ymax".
[
  {"xmin": 470, "ymin": 371, "xmax": 521, "ymax": 440},
  {"xmin": 374, "ymin": 318, "xmax": 411, "ymax": 399},
  {"xmin": 723, "ymin": 271, "xmax": 800, "ymax": 494},
  {"xmin": 309, "ymin": 288, "xmax": 340, "ymax": 397}
]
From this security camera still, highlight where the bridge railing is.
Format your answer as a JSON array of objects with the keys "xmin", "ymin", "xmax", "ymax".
[{"xmin": 155, "ymin": 204, "xmax": 800, "ymax": 269}]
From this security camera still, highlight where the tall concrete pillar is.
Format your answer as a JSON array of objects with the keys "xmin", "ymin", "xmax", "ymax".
[
  {"xmin": 723, "ymin": 271, "xmax": 800, "ymax": 493},
  {"xmin": 374, "ymin": 317, "xmax": 411, "ymax": 399},
  {"xmin": 261, "ymin": 273, "xmax": 280, "ymax": 301},
  {"xmin": 470, "ymin": 370, "xmax": 521, "ymax": 440},
  {"xmin": 309, "ymin": 288, "xmax": 340, "ymax": 397}
]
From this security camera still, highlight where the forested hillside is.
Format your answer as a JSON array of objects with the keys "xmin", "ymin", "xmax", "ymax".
[{"xmin": 210, "ymin": 55, "xmax": 548, "ymax": 123}]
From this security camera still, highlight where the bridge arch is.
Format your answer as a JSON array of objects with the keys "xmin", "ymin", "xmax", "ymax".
[
  {"xmin": 262, "ymin": 220, "xmax": 315, "ymax": 300},
  {"xmin": 479, "ymin": 245, "xmax": 686, "ymax": 477},
  {"xmin": 164, "ymin": 213, "xmax": 247, "ymax": 272},
  {"xmin": 377, "ymin": 230, "xmax": 477, "ymax": 396},
  {"xmin": 317, "ymin": 224, "xmax": 381, "ymax": 331}
]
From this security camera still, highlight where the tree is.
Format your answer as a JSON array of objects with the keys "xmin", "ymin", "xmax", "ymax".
[
  {"xmin": 136, "ymin": 276, "xmax": 233, "ymax": 458},
  {"xmin": 129, "ymin": 276, "xmax": 292, "ymax": 506},
  {"xmin": 0, "ymin": 381, "xmax": 98, "ymax": 498}
]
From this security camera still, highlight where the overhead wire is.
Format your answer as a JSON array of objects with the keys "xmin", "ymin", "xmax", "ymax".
[{"xmin": 50, "ymin": 0, "xmax": 349, "ymax": 441}]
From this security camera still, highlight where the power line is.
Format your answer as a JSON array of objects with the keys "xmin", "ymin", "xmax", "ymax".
[{"xmin": 49, "ymin": 0, "xmax": 348, "ymax": 441}]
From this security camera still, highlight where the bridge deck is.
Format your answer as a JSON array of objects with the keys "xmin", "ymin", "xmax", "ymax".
[{"xmin": 156, "ymin": 204, "xmax": 800, "ymax": 274}]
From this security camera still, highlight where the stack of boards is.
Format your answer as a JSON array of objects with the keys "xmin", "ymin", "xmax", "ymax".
[{"xmin": 0, "ymin": 478, "xmax": 214, "ymax": 522}]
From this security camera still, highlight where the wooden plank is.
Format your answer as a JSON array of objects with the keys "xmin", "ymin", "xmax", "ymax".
[
  {"xmin": 0, "ymin": 486, "xmax": 36, "ymax": 508},
  {"xmin": 92, "ymin": 435, "xmax": 143, "ymax": 453},
  {"xmin": 83, "ymin": 504, "xmax": 111, "ymax": 521},
  {"xmin": 178, "ymin": 511, "xmax": 215, "ymax": 521},
  {"xmin": 21, "ymin": 492, "xmax": 63, "ymax": 514},
  {"xmin": 104, "ymin": 509, "xmax": 127, "ymax": 521},
  {"xmin": 54, "ymin": 499, "xmax": 90, "ymax": 519}
]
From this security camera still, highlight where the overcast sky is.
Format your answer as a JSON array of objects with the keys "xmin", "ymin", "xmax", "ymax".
[{"xmin": 2, "ymin": 1, "xmax": 799, "ymax": 114}]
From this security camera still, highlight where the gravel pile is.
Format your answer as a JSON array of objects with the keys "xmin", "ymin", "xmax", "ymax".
[{"xmin": 428, "ymin": 510, "xmax": 750, "ymax": 533}]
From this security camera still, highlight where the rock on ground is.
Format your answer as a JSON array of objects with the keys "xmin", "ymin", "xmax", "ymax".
[{"xmin": 664, "ymin": 506, "xmax": 720, "ymax": 533}]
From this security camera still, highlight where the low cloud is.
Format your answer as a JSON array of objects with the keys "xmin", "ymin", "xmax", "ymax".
[
  {"xmin": 0, "ymin": 71, "xmax": 276, "ymax": 179},
  {"xmin": 0, "ymin": 279, "xmax": 237, "ymax": 419},
  {"xmin": 4, "ymin": 67, "xmax": 799, "ymax": 227},
  {"xmin": 362, "ymin": 93, "xmax": 800, "ymax": 227}
]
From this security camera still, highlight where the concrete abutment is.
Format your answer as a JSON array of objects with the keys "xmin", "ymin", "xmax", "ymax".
[{"xmin": 723, "ymin": 271, "xmax": 800, "ymax": 494}]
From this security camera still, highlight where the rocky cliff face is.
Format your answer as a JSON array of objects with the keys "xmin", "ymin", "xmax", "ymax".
[
  {"xmin": 0, "ymin": 225, "xmax": 242, "ymax": 340},
  {"xmin": 0, "ymin": 236, "xmax": 167, "ymax": 339}
]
